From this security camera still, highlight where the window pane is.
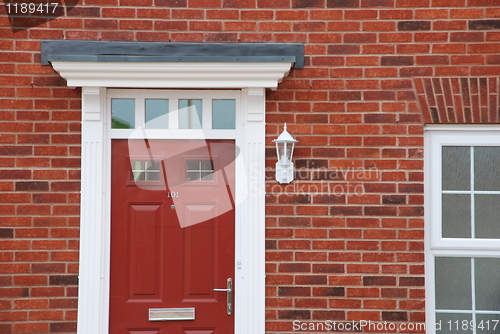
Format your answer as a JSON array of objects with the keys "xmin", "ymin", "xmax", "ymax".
[
  {"xmin": 201, "ymin": 160, "xmax": 214, "ymax": 170},
  {"xmin": 435, "ymin": 313, "xmax": 473, "ymax": 334},
  {"xmin": 435, "ymin": 257, "xmax": 472, "ymax": 310},
  {"xmin": 475, "ymin": 314, "xmax": 500, "ymax": 334},
  {"xmin": 201, "ymin": 172, "xmax": 214, "ymax": 181},
  {"xmin": 131, "ymin": 160, "xmax": 160, "ymax": 181},
  {"xmin": 442, "ymin": 146, "xmax": 470, "ymax": 191},
  {"xmin": 112, "ymin": 99, "xmax": 135, "ymax": 129},
  {"xmin": 475, "ymin": 194, "xmax": 500, "ymax": 239},
  {"xmin": 442, "ymin": 194, "xmax": 471, "ymax": 238},
  {"xmin": 186, "ymin": 160, "xmax": 214, "ymax": 181},
  {"xmin": 212, "ymin": 99, "xmax": 236, "ymax": 129},
  {"xmin": 131, "ymin": 161, "xmax": 143, "ymax": 181},
  {"xmin": 179, "ymin": 99, "xmax": 202, "ymax": 129},
  {"xmin": 186, "ymin": 161, "xmax": 199, "ymax": 170},
  {"xmin": 475, "ymin": 258, "xmax": 500, "ymax": 311},
  {"xmin": 145, "ymin": 99, "xmax": 168, "ymax": 129},
  {"xmin": 474, "ymin": 146, "xmax": 500, "ymax": 191}
]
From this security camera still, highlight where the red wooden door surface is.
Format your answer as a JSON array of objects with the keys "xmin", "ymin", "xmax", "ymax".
[{"xmin": 109, "ymin": 139, "xmax": 235, "ymax": 334}]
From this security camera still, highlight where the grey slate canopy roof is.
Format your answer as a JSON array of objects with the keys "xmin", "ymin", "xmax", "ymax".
[{"xmin": 40, "ymin": 40, "xmax": 304, "ymax": 68}]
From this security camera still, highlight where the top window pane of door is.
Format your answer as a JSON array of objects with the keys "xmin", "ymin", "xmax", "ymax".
[
  {"xmin": 145, "ymin": 99, "xmax": 169, "ymax": 129},
  {"xmin": 112, "ymin": 99, "xmax": 135, "ymax": 129},
  {"xmin": 212, "ymin": 100, "xmax": 236, "ymax": 130},
  {"xmin": 179, "ymin": 99, "xmax": 202, "ymax": 129},
  {"xmin": 474, "ymin": 146, "xmax": 500, "ymax": 191},
  {"xmin": 442, "ymin": 146, "xmax": 470, "ymax": 191}
]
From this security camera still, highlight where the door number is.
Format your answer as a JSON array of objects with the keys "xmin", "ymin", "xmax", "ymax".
[{"xmin": 167, "ymin": 191, "xmax": 179, "ymax": 198}]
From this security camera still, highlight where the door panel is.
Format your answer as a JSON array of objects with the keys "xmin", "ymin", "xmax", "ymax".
[
  {"xmin": 129, "ymin": 204, "xmax": 161, "ymax": 300},
  {"xmin": 110, "ymin": 139, "xmax": 235, "ymax": 334},
  {"xmin": 184, "ymin": 221, "xmax": 216, "ymax": 301},
  {"xmin": 183, "ymin": 203, "xmax": 217, "ymax": 229}
]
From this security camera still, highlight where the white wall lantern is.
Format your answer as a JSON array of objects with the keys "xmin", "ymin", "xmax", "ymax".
[{"xmin": 273, "ymin": 123, "xmax": 298, "ymax": 184}]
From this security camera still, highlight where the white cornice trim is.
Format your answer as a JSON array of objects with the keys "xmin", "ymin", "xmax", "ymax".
[{"xmin": 51, "ymin": 61, "xmax": 293, "ymax": 88}]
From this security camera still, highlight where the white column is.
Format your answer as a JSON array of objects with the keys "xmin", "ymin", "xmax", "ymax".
[
  {"xmin": 77, "ymin": 87, "xmax": 109, "ymax": 334},
  {"xmin": 235, "ymin": 87, "xmax": 266, "ymax": 334}
]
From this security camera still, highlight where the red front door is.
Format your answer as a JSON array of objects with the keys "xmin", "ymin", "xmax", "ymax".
[{"xmin": 109, "ymin": 139, "xmax": 235, "ymax": 334}]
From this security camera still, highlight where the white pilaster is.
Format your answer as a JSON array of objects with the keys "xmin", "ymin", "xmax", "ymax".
[
  {"xmin": 235, "ymin": 87, "xmax": 266, "ymax": 334},
  {"xmin": 77, "ymin": 87, "xmax": 109, "ymax": 334}
]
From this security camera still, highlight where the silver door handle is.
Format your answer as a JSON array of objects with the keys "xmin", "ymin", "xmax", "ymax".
[{"xmin": 213, "ymin": 278, "xmax": 232, "ymax": 315}]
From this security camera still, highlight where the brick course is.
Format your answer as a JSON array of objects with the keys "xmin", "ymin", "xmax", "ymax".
[{"xmin": 1, "ymin": 1, "xmax": 500, "ymax": 333}]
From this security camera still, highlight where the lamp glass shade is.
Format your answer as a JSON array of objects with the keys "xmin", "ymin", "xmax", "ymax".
[
  {"xmin": 273, "ymin": 124, "xmax": 297, "ymax": 162},
  {"xmin": 273, "ymin": 123, "xmax": 298, "ymax": 184},
  {"xmin": 277, "ymin": 142, "xmax": 294, "ymax": 163}
]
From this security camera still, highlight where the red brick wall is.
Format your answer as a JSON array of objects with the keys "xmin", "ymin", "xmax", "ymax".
[{"xmin": 1, "ymin": 0, "xmax": 500, "ymax": 333}]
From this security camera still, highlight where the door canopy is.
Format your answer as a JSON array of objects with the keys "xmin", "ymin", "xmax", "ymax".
[{"xmin": 42, "ymin": 40, "xmax": 303, "ymax": 89}]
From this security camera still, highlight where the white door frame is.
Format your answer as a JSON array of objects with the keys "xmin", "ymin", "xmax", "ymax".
[{"xmin": 50, "ymin": 60, "xmax": 293, "ymax": 334}]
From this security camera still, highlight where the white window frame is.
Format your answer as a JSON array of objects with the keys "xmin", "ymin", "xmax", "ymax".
[
  {"xmin": 425, "ymin": 125, "xmax": 500, "ymax": 334},
  {"xmin": 107, "ymin": 89, "xmax": 241, "ymax": 140},
  {"xmin": 50, "ymin": 60, "xmax": 294, "ymax": 334}
]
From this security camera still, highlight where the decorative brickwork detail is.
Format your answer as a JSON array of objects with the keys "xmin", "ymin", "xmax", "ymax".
[{"xmin": 414, "ymin": 77, "xmax": 500, "ymax": 124}]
